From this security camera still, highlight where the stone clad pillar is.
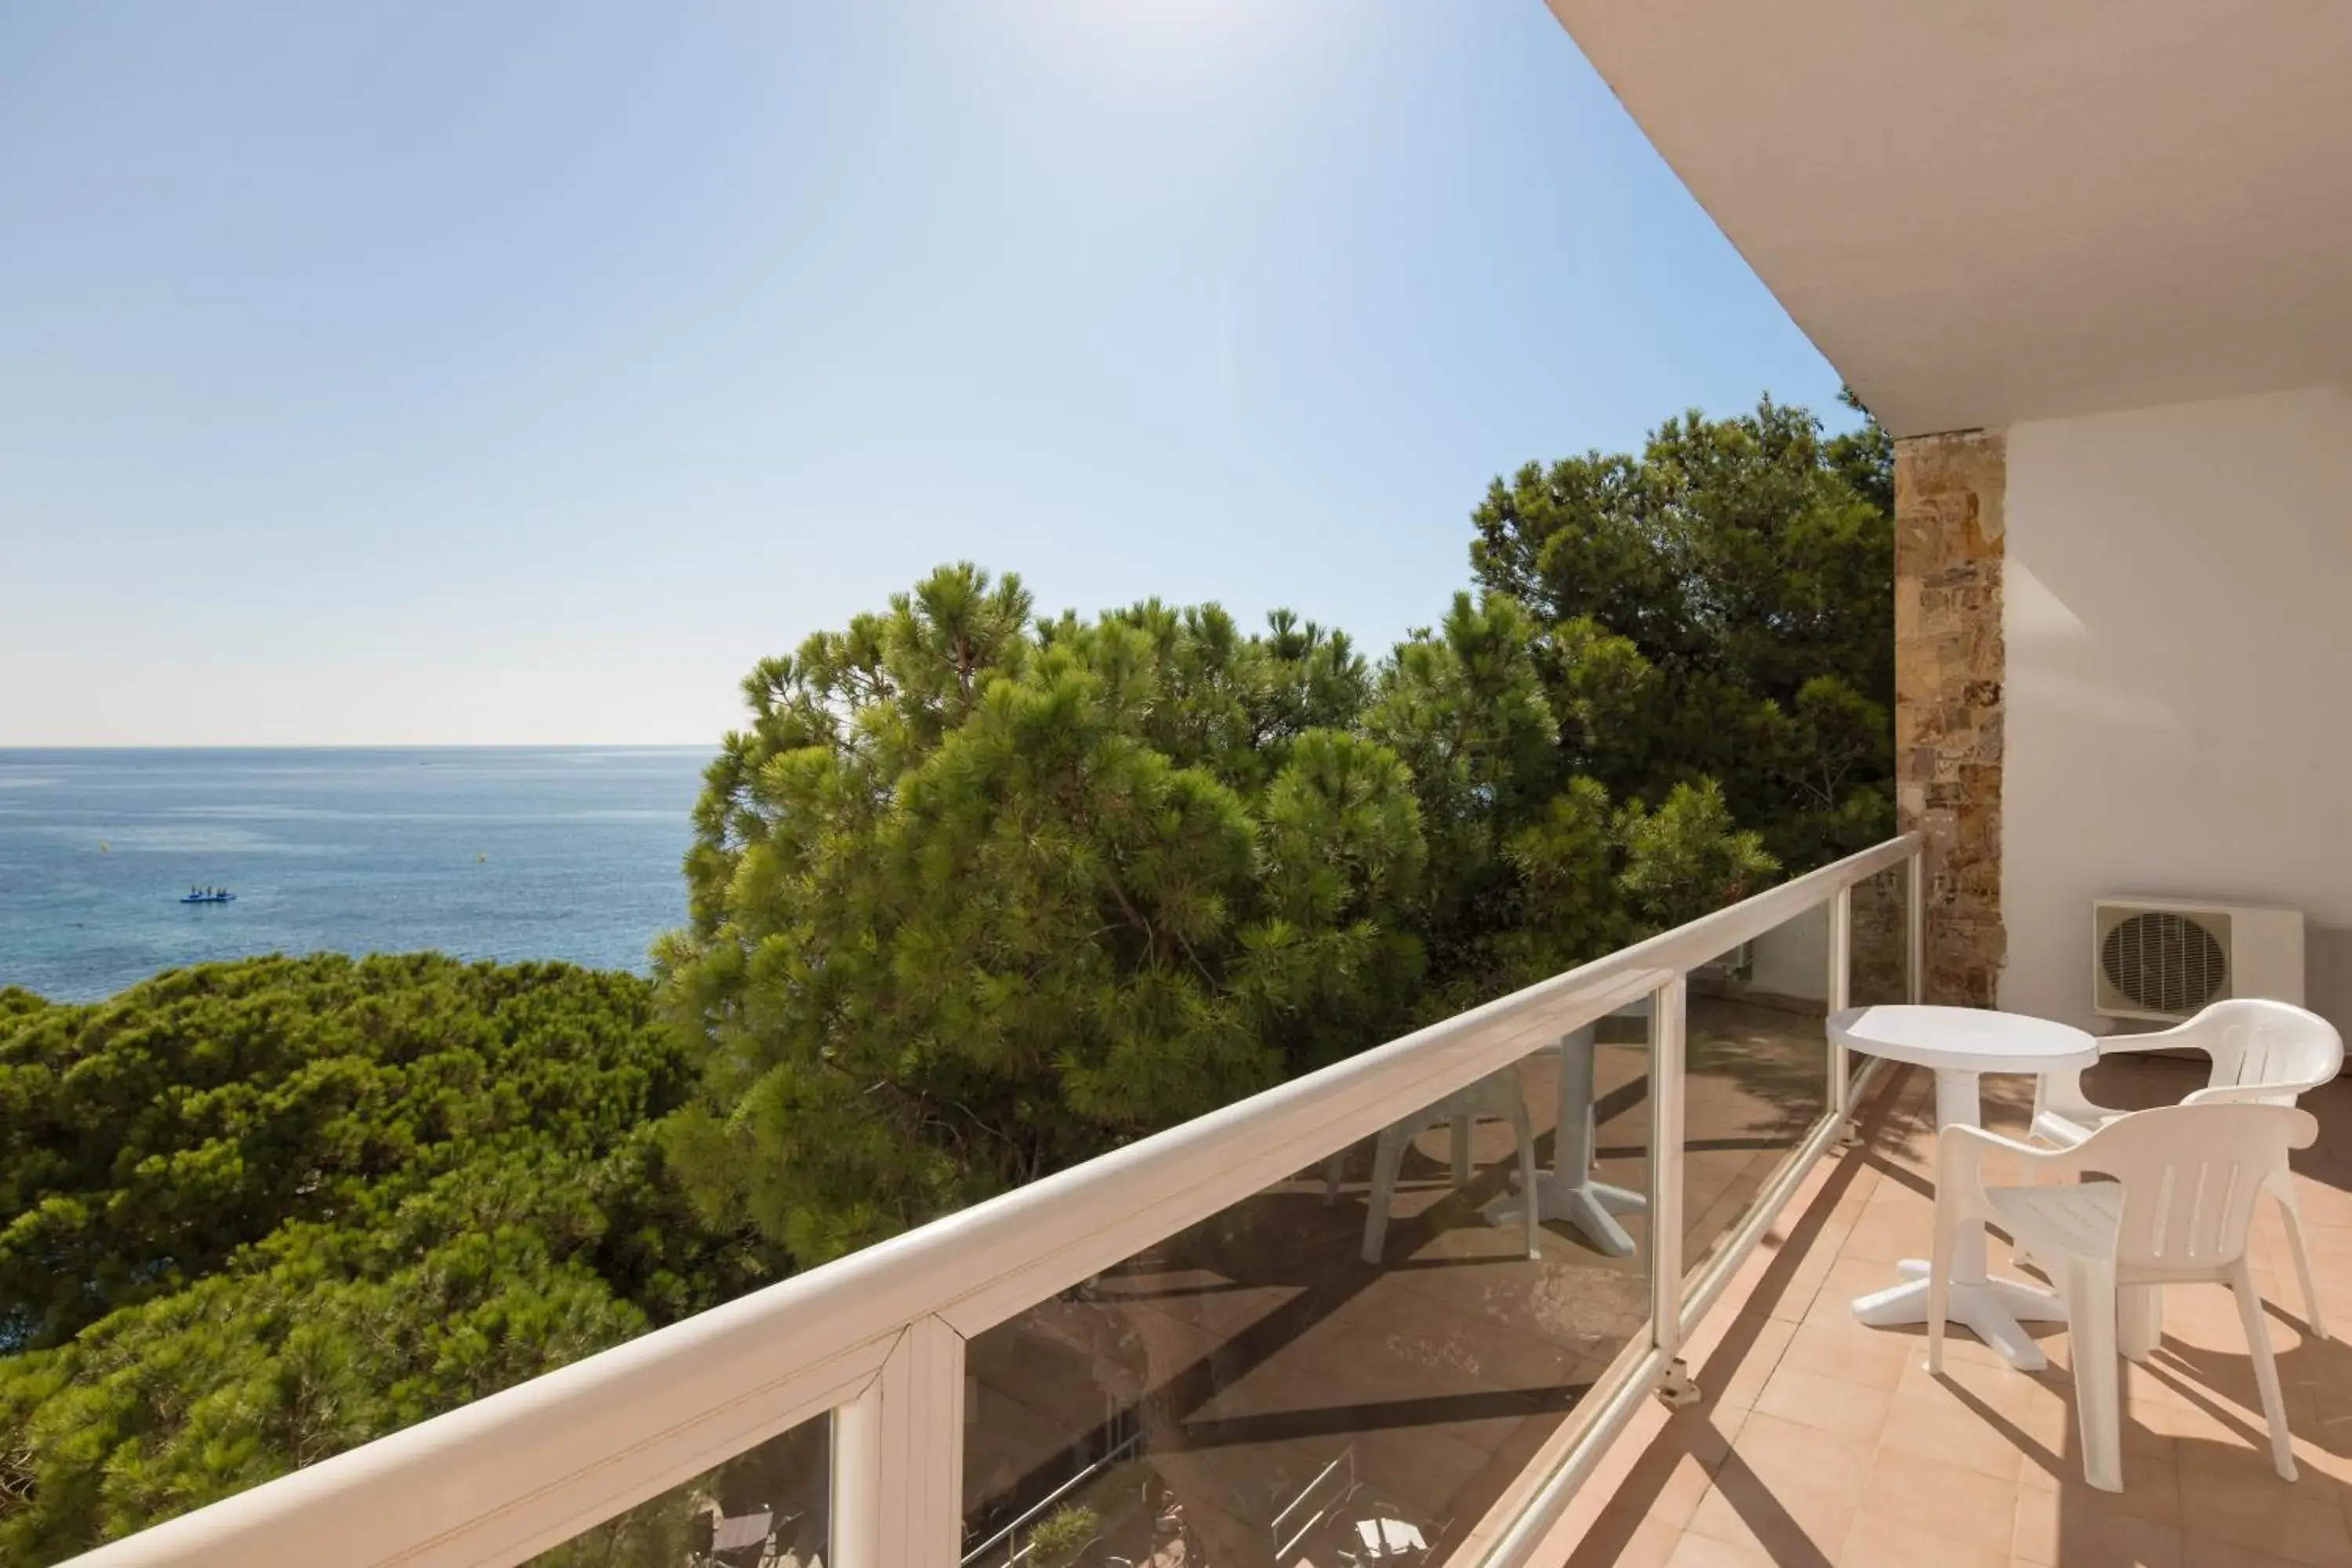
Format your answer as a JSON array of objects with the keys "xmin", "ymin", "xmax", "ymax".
[{"xmin": 1894, "ymin": 430, "xmax": 2007, "ymax": 1006}]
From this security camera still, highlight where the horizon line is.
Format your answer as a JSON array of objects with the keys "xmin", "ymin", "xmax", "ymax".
[{"xmin": 0, "ymin": 742, "xmax": 720, "ymax": 753}]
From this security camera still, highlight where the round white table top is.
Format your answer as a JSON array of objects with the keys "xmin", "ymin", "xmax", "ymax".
[{"xmin": 1828, "ymin": 1004, "xmax": 2098, "ymax": 1073}]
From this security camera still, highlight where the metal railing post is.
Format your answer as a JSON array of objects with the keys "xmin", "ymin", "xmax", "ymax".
[
  {"xmin": 1828, "ymin": 884, "xmax": 1855, "ymax": 1137},
  {"xmin": 833, "ymin": 1380, "xmax": 883, "ymax": 1568},
  {"xmin": 831, "ymin": 1317, "xmax": 967, "ymax": 1568},
  {"xmin": 1646, "ymin": 976, "xmax": 1694, "ymax": 1403},
  {"xmin": 1906, "ymin": 847, "xmax": 1926, "ymax": 1006}
]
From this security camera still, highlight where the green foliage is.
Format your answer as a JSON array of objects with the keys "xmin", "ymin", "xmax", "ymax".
[
  {"xmin": 661, "ymin": 564, "xmax": 1781, "ymax": 1268},
  {"xmin": 659, "ymin": 566, "xmax": 1432, "ymax": 1265},
  {"xmin": 0, "ymin": 955, "xmax": 768, "ymax": 1563},
  {"xmin": 1028, "ymin": 1503, "xmax": 1099, "ymax": 1568},
  {"xmin": 1470, "ymin": 394, "xmax": 1896, "ymax": 869}
]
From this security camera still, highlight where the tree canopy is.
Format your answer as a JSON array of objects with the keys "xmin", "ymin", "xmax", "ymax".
[
  {"xmin": 1470, "ymin": 394, "xmax": 1894, "ymax": 869},
  {"xmin": 657, "ymin": 397, "xmax": 1887, "ymax": 1270},
  {"xmin": 0, "ymin": 955, "xmax": 768, "ymax": 1563},
  {"xmin": 657, "ymin": 564, "xmax": 1788, "ymax": 1269}
]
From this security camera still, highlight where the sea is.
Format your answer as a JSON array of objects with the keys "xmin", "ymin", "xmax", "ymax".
[{"xmin": 0, "ymin": 748, "xmax": 713, "ymax": 1004}]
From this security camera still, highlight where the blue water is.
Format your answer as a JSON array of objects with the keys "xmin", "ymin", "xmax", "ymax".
[{"xmin": 0, "ymin": 748, "xmax": 711, "ymax": 1003}]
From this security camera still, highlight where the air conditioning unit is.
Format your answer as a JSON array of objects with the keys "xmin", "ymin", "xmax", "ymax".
[{"xmin": 2092, "ymin": 897, "xmax": 2303, "ymax": 1023}]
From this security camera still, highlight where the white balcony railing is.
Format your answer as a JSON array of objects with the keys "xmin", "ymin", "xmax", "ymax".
[{"xmin": 70, "ymin": 833, "xmax": 1923, "ymax": 1568}]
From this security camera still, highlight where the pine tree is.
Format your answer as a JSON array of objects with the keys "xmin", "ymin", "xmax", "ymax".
[
  {"xmin": 658, "ymin": 564, "xmax": 1774, "ymax": 1266},
  {"xmin": 1468, "ymin": 394, "xmax": 1896, "ymax": 871}
]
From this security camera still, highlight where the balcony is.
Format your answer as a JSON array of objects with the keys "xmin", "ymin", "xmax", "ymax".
[
  {"xmin": 64, "ymin": 829, "xmax": 2352, "ymax": 1568},
  {"xmin": 70, "ymin": 838, "xmax": 1923, "ymax": 1568},
  {"xmin": 1544, "ymin": 1054, "xmax": 2352, "ymax": 1568}
]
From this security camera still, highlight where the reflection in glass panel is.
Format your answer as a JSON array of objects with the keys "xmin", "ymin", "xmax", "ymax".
[
  {"xmin": 524, "ymin": 1414, "xmax": 829, "ymax": 1567},
  {"xmin": 1680, "ymin": 909, "xmax": 1831, "ymax": 1287},
  {"xmin": 1849, "ymin": 862, "xmax": 1911, "ymax": 1008},
  {"xmin": 961, "ymin": 1023, "xmax": 1652, "ymax": 1567}
]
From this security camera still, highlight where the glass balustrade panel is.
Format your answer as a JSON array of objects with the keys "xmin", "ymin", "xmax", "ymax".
[
  {"xmin": 521, "ymin": 1413, "xmax": 831, "ymax": 1567},
  {"xmin": 1679, "ymin": 906, "xmax": 1833, "ymax": 1290},
  {"xmin": 959, "ymin": 1009, "xmax": 1655, "ymax": 1568}
]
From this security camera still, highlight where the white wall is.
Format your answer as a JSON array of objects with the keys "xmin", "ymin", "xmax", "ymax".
[{"xmin": 2002, "ymin": 386, "xmax": 2352, "ymax": 1030}]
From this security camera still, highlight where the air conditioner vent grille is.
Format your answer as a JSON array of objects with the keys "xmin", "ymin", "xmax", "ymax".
[{"xmin": 2101, "ymin": 910, "xmax": 2229, "ymax": 1017}]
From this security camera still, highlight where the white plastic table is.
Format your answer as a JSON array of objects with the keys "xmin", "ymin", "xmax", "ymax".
[
  {"xmin": 1484, "ymin": 1022, "xmax": 1647, "ymax": 1257},
  {"xmin": 1832, "ymin": 1004, "xmax": 2099, "ymax": 1370}
]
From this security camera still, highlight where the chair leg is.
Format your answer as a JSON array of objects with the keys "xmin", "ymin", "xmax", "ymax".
[
  {"xmin": 1450, "ymin": 1112, "xmax": 1472, "ymax": 1189},
  {"xmin": 1506, "ymin": 1089, "xmax": 1541, "ymax": 1260},
  {"xmin": 1927, "ymin": 1195, "xmax": 1955, "ymax": 1374},
  {"xmin": 1323, "ymin": 1149, "xmax": 1346, "ymax": 1207},
  {"xmin": 2231, "ymin": 1261, "xmax": 2299, "ymax": 1483},
  {"xmin": 2276, "ymin": 1175, "xmax": 2328, "ymax": 1341},
  {"xmin": 1363, "ymin": 1127, "xmax": 1410, "ymax": 1265},
  {"xmin": 2118, "ymin": 1284, "xmax": 2163, "ymax": 1363},
  {"xmin": 2068, "ymin": 1258, "xmax": 2123, "ymax": 1493}
]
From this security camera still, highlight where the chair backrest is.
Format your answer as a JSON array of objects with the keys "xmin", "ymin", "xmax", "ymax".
[
  {"xmin": 2075, "ymin": 1102, "xmax": 2318, "ymax": 1272},
  {"xmin": 2186, "ymin": 999, "xmax": 2343, "ymax": 1102}
]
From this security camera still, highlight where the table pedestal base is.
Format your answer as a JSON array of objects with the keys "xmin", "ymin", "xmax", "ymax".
[
  {"xmin": 1853, "ymin": 1258, "xmax": 2067, "ymax": 1370},
  {"xmin": 1476, "ymin": 1024, "xmax": 1651, "ymax": 1258},
  {"xmin": 1485, "ymin": 1175, "xmax": 1647, "ymax": 1259}
]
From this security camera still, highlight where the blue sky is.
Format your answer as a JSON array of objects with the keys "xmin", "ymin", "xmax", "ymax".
[{"xmin": 0, "ymin": 1, "xmax": 1847, "ymax": 746}]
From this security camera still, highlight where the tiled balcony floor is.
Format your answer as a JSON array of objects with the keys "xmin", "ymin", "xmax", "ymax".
[{"xmin": 1544, "ymin": 1054, "xmax": 2352, "ymax": 1568}]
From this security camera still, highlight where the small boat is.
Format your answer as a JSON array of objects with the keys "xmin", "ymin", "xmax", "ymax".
[{"xmin": 180, "ymin": 889, "xmax": 236, "ymax": 905}]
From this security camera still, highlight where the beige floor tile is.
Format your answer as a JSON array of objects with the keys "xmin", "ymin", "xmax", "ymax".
[
  {"xmin": 1622, "ymin": 1436, "xmax": 1727, "ymax": 1530},
  {"xmin": 2136, "ymin": 1392, "xmax": 2260, "ymax": 1450},
  {"xmin": 2175, "ymin": 1462, "xmax": 2352, "ymax": 1566},
  {"xmin": 2006, "ymin": 1405, "xmax": 2180, "ymax": 1519},
  {"xmin": 1686, "ymin": 1481, "xmax": 1855, "ymax": 1566},
  {"xmin": 1564, "ymin": 1506, "xmax": 1682, "ymax": 1568},
  {"xmin": 2012, "ymin": 1483, "xmax": 2186, "ymax": 1566},
  {"xmin": 1856, "ymin": 1446, "xmax": 2023, "ymax": 1558},
  {"xmin": 1754, "ymin": 1366, "xmax": 1897, "ymax": 1446},
  {"xmin": 1806, "ymin": 1260, "xmax": 1918, "ymax": 1329},
  {"xmin": 1842, "ymin": 1205, "xmax": 1936, "ymax": 1265},
  {"xmin": 1878, "ymin": 1386, "xmax": 2031, "ymax": 1482},
  {"xmin": 1700, "ymin": 1314, "xmax": 1798, "ymax": 1414},
  {"xmin": 1835, "ymin": 1514, "xmax": 2004, "ymax": 1568},
  {"xmin": 2013, "ymin": 1476, "xmax": 2192, "ymax": 1561},
  {"xmin": 2180, "ymin": 1533, "xmax": 2336, "ymax": 1568},
  {"xmin": 1766, "ymin": 1240, "xmax": 1850, "ymax": 1323},
  {"xmin": 1898, "ymin": 1347, "xmax": 2067, "ymax": 1425},
  {"xmin": 1780, "ymin": 1319, "xmax": 1918, "ymax": 1391},
  {"xmin": 2056, "ymin": 1452, "xmax": 2181, "ymax": 1526},
  {"xmin": 1684, "ymin": 1413, "xmax": 1871, "ymax": 1562},
  {"xmin": 1664, "ymin": 1530, "xmax": 1778, "ymax": 1567},
  {"xmin": 2173, "ymin": 1436, "xmax": 2345, "ymax": 1504},
  {"xmin": 1835, "ymin": 1509, "xmax": 2009, "ymax": 1566}
]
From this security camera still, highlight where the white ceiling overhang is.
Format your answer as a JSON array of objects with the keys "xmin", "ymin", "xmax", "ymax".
[{"xmin": 1544, "ymin": 0, "xmax": 2352, "ymax": 436}]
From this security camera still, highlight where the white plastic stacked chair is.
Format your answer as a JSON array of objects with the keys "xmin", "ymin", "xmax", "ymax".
[
  {"xmin": 1326, "ymin": 1065, "xmax": 1541, "ymax": 1265},
  {"xmin": 1927, "ymin": 1102, "xmax": 2317, "ymax": 1492},
  {"xmin": 2031, "ymin": 998, "xmax": 2341, "ymax": 1336}
]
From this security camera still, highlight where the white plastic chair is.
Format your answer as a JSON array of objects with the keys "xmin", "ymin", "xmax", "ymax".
[
  {"xmin": 1929, "ymin": 1102, "xmax": 2318, "ymax": 1492},
  {"xmin": 1325, "ymin": 1066, "xmax": 1541, "ymax": 1265},
  {"xmin": 2031, "ymin": 999, "xmax": 2340, "ymax": 1337}
]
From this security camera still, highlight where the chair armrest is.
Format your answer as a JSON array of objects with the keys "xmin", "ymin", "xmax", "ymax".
[
  {"xmin": 2097, "ymin": 1020, "xmax": 2213, "ymax": 1058},
  {"xmin": 1936, "ymin": 1124, "xmax": 2080, "ymax": 1225},
  {"xmin": 2183, "ymin": 1081, "xmax": 2323, "ymax": 1106}
]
